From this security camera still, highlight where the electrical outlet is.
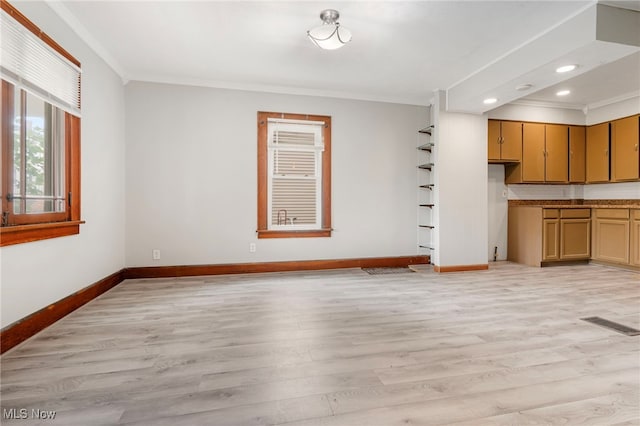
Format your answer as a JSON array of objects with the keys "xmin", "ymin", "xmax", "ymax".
[
  {"xmin": 249, "ymin": 243, "xmax": 256, "ymax": 253},
  {"xmin": 152, "ymin": 249, "xmax": 161, "ymax": 260}
]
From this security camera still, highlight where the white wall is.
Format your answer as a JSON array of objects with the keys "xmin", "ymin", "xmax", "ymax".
[
  {"xmin": 433, "ymin": 91, "xmax": 488, "ymax": 267},
  {"xmin": 586, "ymin": 95, "xmax": 640, "ymax": 125},
  {"xmin": 488, "ymin": 165, "xmax": 508, "ymax": 261},
  {"xmin": 125, "ymin": 82, "xmax": 428, "ymax": 267},
  {"xmin": 0, "ymin": 2, "xmax": 126, "ymax": 328},
  {"xmin": 488, "ymin": 103, "xmax": 586, "ymax": 125}
]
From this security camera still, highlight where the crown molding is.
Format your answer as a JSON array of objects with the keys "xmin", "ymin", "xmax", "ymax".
[
  {"xmin": 586, "ymin": 91, "xmax": 640, "ymax": 111},
  {"xmin": 509, "ymin": 99, "xmax": 585, "ymax": 110},
  {"xmin": 45, "ymin": 0, "xmax": 127, "ymax": 83},
  {"xmin": 125, "ymin": 74, "xmax": 432, "ymax": 107}
]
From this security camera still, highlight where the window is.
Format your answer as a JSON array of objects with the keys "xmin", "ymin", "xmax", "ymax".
[
  {"xmin": 1, "ymin": 1, "xmax": 81, "ymax": 246},
  {"xmin": 257, "ymin": 112, "xmax": 331, "ymax": 238}
]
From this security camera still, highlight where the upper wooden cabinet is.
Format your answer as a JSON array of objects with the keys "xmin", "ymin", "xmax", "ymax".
[
  {"xmin": 545, "ymin": 124, "xmax": 569, "ymax": 183},
  {"xmin": 488, "ymin": 120, "xmax": 522, "ymax": 163},
  {"xmin": 586, "ymin": 122, "xmax": 610, "ymax": 183},
  {"xmin": 611, "ymin": 115, "xmax": 640, "ymax": 182},
  {"xmin": 569, "ymin": 126, "xmax": 586, "ymax": 183},
  {"xmin": 522, "ymin": 123, "xmax": 545, "ymax": 182},
  {"xmin": 506, "ymin": 123, "xmax": 569, "ymax": 184}
]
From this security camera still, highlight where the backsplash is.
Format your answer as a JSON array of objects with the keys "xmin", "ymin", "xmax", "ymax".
[{"xmin": 508, "ymin": 182, "xmax": 639, "ymax": 201}]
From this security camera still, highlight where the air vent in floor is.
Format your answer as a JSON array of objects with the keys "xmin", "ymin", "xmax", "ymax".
[
  {"xmin": 581, "ymin": 317, "xmax": 640, "ymax": 336},
  {"xmin": 362, "ymin": 267, "xmax": 415, "ymax": 275}
]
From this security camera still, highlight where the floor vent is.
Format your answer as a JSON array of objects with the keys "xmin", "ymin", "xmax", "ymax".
[
  {"xmin": 362, "ymin": 267, "xmax": 415, "ymax": 275},
  {"xmin": 581, "ymin": 317, "xmax": 640, "ymax": 336}
]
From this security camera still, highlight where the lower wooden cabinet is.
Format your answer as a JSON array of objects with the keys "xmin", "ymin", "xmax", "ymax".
[
  {"xmin": 560, "ymin": 210, "xmax": 591, "ymax": 260},
  {"xmin": 509, "ymin": 207, "xmax": 590, "ymax": 266},
  {"xmin": 592, "ymin": 209, "xmax": 630, "ymax": 264},
  {"xmin": 629, "ymin": 209, "xmax": 640, "ymax": 267}
]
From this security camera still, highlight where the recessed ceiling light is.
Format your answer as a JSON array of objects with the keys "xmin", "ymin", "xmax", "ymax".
[
  {"xmin": 483, "ymin": 98, "xmax": 498, "ymax": 105},
  {"xmin": 556, "ymin": 64, "xmax": 577, "ymax": 73},
  {"xmin": 556, "ymin": 90, "xmax": 571, "ymax": 96},
  {"xmin": 516, "ymin": 84, "xmax": 533, "ymax": 91}
]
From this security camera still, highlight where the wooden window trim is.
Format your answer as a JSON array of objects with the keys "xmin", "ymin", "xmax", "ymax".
[
  {"xmin": 0, "ymin": 2, "xmax": 82, "ymax": 247},
  {"xmin": 257, "ymin": 111, "xmax": 331, "ymax": 239}
]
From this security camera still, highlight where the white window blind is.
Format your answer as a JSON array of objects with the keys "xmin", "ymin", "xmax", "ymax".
[
  {"xmin": 1, "ymin": 9, "xmax": 81, "ymax": 116},
  {"xmin": 267, "ymin": 120, "xmax": 324, "ymax": 230}
]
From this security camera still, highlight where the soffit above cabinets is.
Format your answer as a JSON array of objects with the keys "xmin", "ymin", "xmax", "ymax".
[
  {"xmin": 13, "ymin": 1, "xmax": 639, "ymax": 111},
  {"xmin": 449, "ymin": 3, "xmax": 640, "ymax": 114}
]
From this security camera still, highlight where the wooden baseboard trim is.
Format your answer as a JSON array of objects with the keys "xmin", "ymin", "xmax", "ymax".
[
  {"xmin": 124, "ymin": 255, "xmax": 431, "ymax": 279},
  {"xmin": 1, "ymin": 269, "xmax": 126, "ymax": 354},
  {"xmin": 433, "ymin": 263, "xmax": 489, "ymax": 273}
]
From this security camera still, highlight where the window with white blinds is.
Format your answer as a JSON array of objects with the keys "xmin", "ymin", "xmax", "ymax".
[
  {"xmin": 1, "ymin": 8, "xmax": 81, "ymax": 116},
  {"xmin": 267, "ymin": 120, "xmax": 324, "ymax": 230}
]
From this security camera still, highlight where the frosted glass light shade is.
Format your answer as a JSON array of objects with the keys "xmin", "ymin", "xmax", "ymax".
[{"xmin": 307, "ymin": 24, "xmax": 352, "ymax": 50}]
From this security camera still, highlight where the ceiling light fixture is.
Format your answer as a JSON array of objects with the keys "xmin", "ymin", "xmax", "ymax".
[
  {"xmin": 556, "ymin": 90, "xmax": 571, "ymax": 96},
  {"xmin": 516, "ymin": 84, "xmax": 533, "ymax": 91},
  {"xmin": 307, "ymin": 9, "xmax": 352, "ymax": 50},
  {"xmin": 483, "ymin": 98, "xmax": 498, "ymax": 105},
  {"xmin": 556, "ymin": 64, "xmax": 577, "ymax": 73}
]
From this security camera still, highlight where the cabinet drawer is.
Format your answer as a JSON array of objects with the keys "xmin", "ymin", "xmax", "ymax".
[
  {"xmin": 543, "ymin": 209, "xmax": 559, "ymax": 219},
  {"xmin": 633, "ymin": 209, "xmax": 640, "ymax": 220},
  {"xmin": 561, "ymin": 209, "xmax": 590, "ymax": 219},
  {"xmin": 594, "ymin": 208, "xmax": 629, "ymax": 219}
]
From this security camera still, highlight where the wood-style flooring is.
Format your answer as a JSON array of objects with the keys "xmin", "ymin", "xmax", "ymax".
[{"xmin": 1, "ymin": 262, "xmax": 639, "ymax": 425}]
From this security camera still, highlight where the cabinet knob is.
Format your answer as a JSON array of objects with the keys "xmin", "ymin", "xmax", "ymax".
[
  {"xmin": 635, "ymin": 144, "xmax": 638, "ymax": 151},
  {"xmin": 605, "ymin": 149, "xmax": 608, "ymax": 156}
]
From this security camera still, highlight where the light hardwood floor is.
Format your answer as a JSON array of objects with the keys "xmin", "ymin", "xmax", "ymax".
[{"xmin": 1, "ymin": 262, "xmax": 639, "ymax": 425}]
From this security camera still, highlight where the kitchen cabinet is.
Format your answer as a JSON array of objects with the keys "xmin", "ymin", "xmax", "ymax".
[
  {"xmin": 559, "ymin": 209, "xmax": 591, "ymax": 260},
  {"xmin": 586, "ymin": 123, "xmax": 610, "ymax": 183},
  {"xmin": 488, "ymin": 120, "xmax": 522, "ymax": 163},
  {"xmin": 522, "ymin": 123, "xmax": 545, "ymax": 182},
  {"xmin": 542, "ymin": 209, "xmax": 560, "ymax": 261},
  {"xmin": 569, "ymin": 126, "xmax": 586, "ymax": 183},
  {"xmin": 545, "ymin": 124, "xmax": 569, "ymax": 182},
  {"xmin": 506, "ymin": 123, "xmax": 569, "ymax": 183},
  {"xmin": 611, "ymin": 115, "xmax": 640, "ymax": 182},
  {"xmin": 592, "ymin": 209, "xmax": 630, "ymax": 264},
  {"xmin": 509, "ymin": 206, "xmax": 590, "ymax": 266},
  {"xmin": 631, "ymin": 210, "xmax": 640, "ymax": 267}
]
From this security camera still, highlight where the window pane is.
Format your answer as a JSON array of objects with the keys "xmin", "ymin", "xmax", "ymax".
[
  {"xmin": 12, "ymin": 88, "xmax": 21, "ymax": 214},
  {"xmin": 271, "ymin": 178, "xmax": 317, "ymax": 226},
  {"xmin": 273, "ymin": 150, "xmax": 316, "ymax": 176},
  {"xmin": 15, "ymin": 91, "xmax": 65, "ymax": 214}
]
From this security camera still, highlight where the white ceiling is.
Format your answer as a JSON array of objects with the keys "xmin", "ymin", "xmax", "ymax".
[{"xmin": 40, "ymin": 0, "xmax": 640, "ymax": 110}]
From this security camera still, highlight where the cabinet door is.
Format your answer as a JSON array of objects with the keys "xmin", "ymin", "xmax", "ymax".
[
  {"xmin": 545, "ymin": 124, "xmax": 569, "ymax": 182},
  {"xmin": 522, "ymin": 123, "xmax": 545, "ymax": 182},
  {"xmin": 586, "ymin": 123, "xmax": 609, "ymax": 183},
  {"xmin": 501, "ymin": 121, "xmax": 522, "ymax": 162},
  {"xmin": 632, "ymin": 211, "xmax": 640, "ymax": 267},
  {"xmin": 488, "ymin": 120, "xmax": 501, "ymax": 161},
  {"xmin": 593, "ymin": 218, "xmax": 630, "ymax": 264},
  {"xmin": 542, "ymin": 219, "xmax": 559, "ymax": 261},
  {"xmin": 611, "ymin": 115, "xmax": 639, "ymax": 181},
  {"xmin": 569, "ymin": 126, "xmax": 586, "ymax": 183},
  {"xmin": 560, "ymin": 219, "xmax": 590, "ymax": 260}
]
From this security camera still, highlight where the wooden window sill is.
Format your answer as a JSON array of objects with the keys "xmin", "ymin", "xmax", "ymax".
[
  {"xmin": 0, "ymin": 220, "xmax": 84, "ymax": 247},
  {"xmin": 257, "ymin": 229, "xmax": 332, "ymax": 239}
]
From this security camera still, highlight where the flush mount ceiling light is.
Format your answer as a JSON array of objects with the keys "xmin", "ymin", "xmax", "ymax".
[
  {"xmin": 483, "ymin": 97, "xmax": 498, "ymax": 105},
  {"xmin": 556, "ymin": 64, "xmax": 577, "ymax": 73},
  {"xmin": 307, "ymin": 9, "xmax": 352, "ymax": 50},
  {"xmin": 516, "ymin": 84, "xmax": 533, "ymax": 91},
  {"xmin": 556, "ymin": 89, "xmax": 571, "ymax": 96}
]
